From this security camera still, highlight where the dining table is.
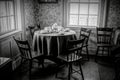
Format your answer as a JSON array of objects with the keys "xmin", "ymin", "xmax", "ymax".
[{"xmin": 32, "ymin": 29, "xmax": 77, "ymax": 57}]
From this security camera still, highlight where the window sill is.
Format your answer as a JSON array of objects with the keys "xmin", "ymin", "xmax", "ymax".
[{"xmin": 0, "ymin": 30, "xmax": 22, "ymax": 40}]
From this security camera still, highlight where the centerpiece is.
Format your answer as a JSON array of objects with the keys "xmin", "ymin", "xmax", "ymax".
[{"xmin": 39, "ymin": 23, "xmax": 71, "ymax": 34}]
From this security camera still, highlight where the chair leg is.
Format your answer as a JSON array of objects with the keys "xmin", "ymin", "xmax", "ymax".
[
  {"xmin": 102, "ymin": 47, "xmax": 104, "ymax": 56},
  {"xmin": 78, "ymin": 62, "xmax": 84, "ymax": 80},
  {"xmin": 55, "ymin": 71, "xmax": 58, "ymax": 78},
  {"xmin": 41, "ymin": 59, "xmax": 44, "ymax": 68},
  {"xmin": 29, "ymin": 60, "xmax": 32, "ymax": 80},
  {"xmin": 95, "ymin": 46, "xmax": 99, "ymax": 62},
  {"xmin": 86, "ymin": 46, "xmax": 89, "ymax": 61},
  {"xmin": 20, "ymin": 58, "xmax": 26, "ymax": 73},
  {"xmin": 108, "ymin": 47, "xmax": 111, "ymax": 57},
  {"xmin": 20, "ymin": 58, "xmax": 23, "ymax": 72},
  {"xmin": 68, "ymin": 63, "xmax": 72, "ymax": 80}
]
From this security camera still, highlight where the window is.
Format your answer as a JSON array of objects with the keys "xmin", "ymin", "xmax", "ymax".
[
  {"xmin": 64, "ymin": 0, "xmax": 107, "ymax": 28},
  {"xmin": 0, "ymin": 0, "xmax": 16, "ymax": 35}
]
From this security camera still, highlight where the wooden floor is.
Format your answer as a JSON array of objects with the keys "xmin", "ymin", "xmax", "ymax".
[{"xmin": 3, "ymin": 57, "xmax": 115, "ymax": 80}]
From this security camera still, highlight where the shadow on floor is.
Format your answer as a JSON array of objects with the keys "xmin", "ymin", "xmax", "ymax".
[{"xmin": 10, "ymin": 59, "xmax": 115, "ymax": 80}]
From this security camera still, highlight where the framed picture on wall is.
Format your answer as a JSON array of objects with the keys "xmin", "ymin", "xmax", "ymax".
[{"xmin": 38, "ymin": 0, "xmax": 58, "ymax": 3}]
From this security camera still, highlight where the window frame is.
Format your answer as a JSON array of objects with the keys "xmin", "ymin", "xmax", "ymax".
[
  {"xmin": 0, "ymin": 0, "xmax": 23, "ymax": 39},
  {"xmin": 63, "ymin": 0, "xmax": 108, "ymax": 28}
]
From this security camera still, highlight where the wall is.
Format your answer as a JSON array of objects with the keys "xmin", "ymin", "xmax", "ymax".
[
  {"xmin": 107, "ymin": 0, "xmax": 120, "ymax": 45},
  {"xmin": 107, "ymin": 0, "xmax": 120, "ymax": 28},
  {"xmin": 24, "ymin": 0, "xmax": 37, "ymax": 28},
  {"xmin": 34, "ymin": 0, "xmax": 63, "ymax": 29},
  {"xmin": 24, "ymin": 0, "xmax": 38, "ymax": 44}
]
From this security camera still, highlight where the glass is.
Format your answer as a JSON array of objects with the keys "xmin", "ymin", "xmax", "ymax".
[
  {"xmin": 89, "ymin": 4, "xmax": 99, "ymax": 15},
  {"xmin": 8, "ymin": 16, "xmax": 15, "ymax": 30},
  {"xmin": 79, "ymin": 4, "xmax": 88, "ymax": 14},
  {"xmin": 88, "ymin": 16, "xmax": 98, "ymax": 26},
  {"xmin": 8, "ymin": 1, "xmax": 14, "ymax": 15},
  {"xmin": 70, "ymin": 3, "xmax": 79, "ymax": 14},
  {"xmin": 0, "ymin": 2, "xmax": 7, "ymax": 17},
  {"xmin": 69, "ymin": 15, "xmax": 78, "ymax": 25},
  {"xmin": 0, "ymin": 0, "xmax": 15, "ymax": 35},
  {"xmin": 79, "ymin": 15, "xmax": 88, "ymax": 26},
  {"xmin": 0, "ymin": 18, "xmax": 7, "ymax": 33}
]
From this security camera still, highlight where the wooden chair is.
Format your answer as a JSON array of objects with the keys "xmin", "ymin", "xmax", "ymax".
[
  {"xmin": 56, "ymin": 38, "xmax": 85, "ymax": 80},
  {"xmin": 110, "ymin": 33, "xmax": 120, "ymax": 80},
  {"xmin": 114, "ymin": 58, "xmax": 120, "ymax": 80},
  {"xmin": 111, "ymin": 46, "xmax": 120, "ymax": 80},
  {"xmin": 79, "ymin": 28, "xmax": 91, "ymax": 60},
  {"xmin": 13, "ymin": 37, "xmax": 44, "ymax": 78},
  {"xmin": 95, "ymin": 27, "xmax": 113, "ymax": 61}
]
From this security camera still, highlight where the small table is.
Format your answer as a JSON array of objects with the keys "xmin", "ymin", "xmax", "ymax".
[{"xmin": 0, "ymin": 57, "xmax": 12, "ymax": 77}]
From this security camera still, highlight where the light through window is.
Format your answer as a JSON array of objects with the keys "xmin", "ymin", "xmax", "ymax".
[
  {"xmin": 0, "ymin": 0, "xmax": 16, "ymax": 35},
  {"xmin": 67, "ymin": 0, "xmax": 100, "ymax": 27}
]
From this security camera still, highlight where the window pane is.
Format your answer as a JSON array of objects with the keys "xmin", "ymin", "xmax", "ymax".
[
  {"xmin": 90, "ymin": 0, "xmax": 99, "ymax": 2},
  {"xmin": 70, "ymin": 3, "xmax": 79, "ymax": 14},
  {"xmin": 7, "ymin": 17, "xmax": 11, "ymax": 31},
  {"xmin": 89, "ymin": 4, "xmax": 98, "ymax": 15},
  {"xmin": 8, "ymin": 16, "xmax": 15, "ymax": 31},
  {"xmin": 88, "ymin": 16, "xmax": 98, "ymax": 26},
  {"xmin": 10, "ymin": 16, "xmax": 15, "ymax": 30},
  {"xmin": 70, "ymin": 0, "xmax": 79, "ymax": 2},
  {"xmin": 0, "ymin": 2, "xmax": 7, "ymax": 17},
  {"xmin": 0, "ymin": 18, "xmax": 8, "ymax": 33},
  {"xmin": 67, "ymin": 0, "xmax": 100, "ymax": 27},
  {"xmin": 79, "ymin": 15, "xmax": 88, "ymax": 25},
  {"xmin": 0, "ymin": 0, "xmax": 16, "ymax": 35},
  {"xmin": 69, "ymin": 15, "xmax": 78, "ymax": 25},
  {"xmin": 80, "ymin": 0, "xmax": 89, "ymax": 2},
  {"xmin": 8, "ymin": 1, "xmax": 14, "ymax": 15},
  {"xmin": 79, "ymin": 4, "xmax": 88, "ymax": 14}
]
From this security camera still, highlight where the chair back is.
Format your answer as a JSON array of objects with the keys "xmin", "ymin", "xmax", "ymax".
[
  {"xmin": 28, "ymin": 26, "xmax": 35, "ymax": 39},
  {"xmin": 79, "ymin": 28, "xmax": 91, "ymax": 44},
  {"xmin": 116, "ymin": 33, "xmax": 120, "ymax": 45},
  {"xmin": 66, "ymin": 38, "xmax": 85, "ymax": 61},
  {"xmin": 96, "ymin": 28, "xmax": 113, "ymax": 45},
  {"xmin": 28, "ymin": 25, "xmax": 41, "ymax": 39},
  {"xmin": 13, "ymin": 37, "xmax": 32, "ymax": 59}
]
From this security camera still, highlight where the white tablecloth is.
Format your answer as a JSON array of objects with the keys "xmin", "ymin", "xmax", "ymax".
[{"xmin": 32, "ymin": 30, "xmax": 76, "ymax": 57}]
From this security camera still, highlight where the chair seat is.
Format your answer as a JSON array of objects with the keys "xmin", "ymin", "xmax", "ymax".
[
  {"xmin": 58, "ymin": 53, "xmax": 82, "ymax": 63},
  {"xmin": 22, "ymin": 51, "xmax": 44, "ymax": 62}
]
